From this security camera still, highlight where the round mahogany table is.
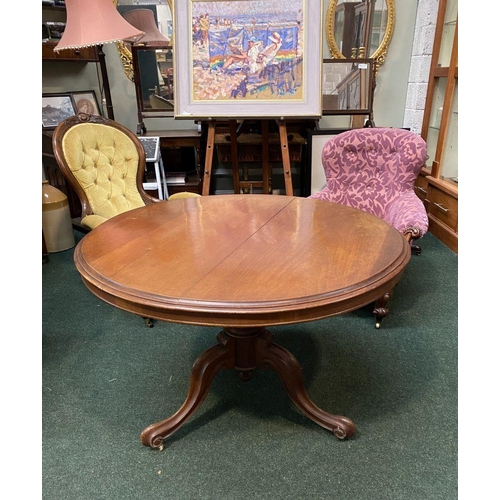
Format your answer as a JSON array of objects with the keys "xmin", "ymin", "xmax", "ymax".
[{"xmin": 74, "ymin": 195, "xmax": 410, "ymax": 449}]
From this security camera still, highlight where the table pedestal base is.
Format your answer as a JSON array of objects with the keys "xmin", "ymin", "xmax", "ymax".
[{"xmin": 140, "ymin": 327, "xmax": 356, "ymax": 450}]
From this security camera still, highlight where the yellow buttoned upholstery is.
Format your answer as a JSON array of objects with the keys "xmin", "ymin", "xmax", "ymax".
[
  {"xmin": 168, "ymin": 191, "xmax": 201, "ymax": 200},
  {"xmin": 53, "ymin": 114, "xmax": 160, "ymax": 230}
]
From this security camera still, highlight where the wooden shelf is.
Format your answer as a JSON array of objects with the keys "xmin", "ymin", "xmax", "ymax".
[{"xmin": 42, "ymin": 41, "xmax": 99, "ymax": 62}]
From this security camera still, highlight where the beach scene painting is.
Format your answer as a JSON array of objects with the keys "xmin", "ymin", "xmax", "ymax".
[
  {"xmin": 191, "ymin": 0, "xmax": 305, "ymax": 101},
  {"xmin": 174, "ymin": 0, "xmax": 322, "ymax": 118}
]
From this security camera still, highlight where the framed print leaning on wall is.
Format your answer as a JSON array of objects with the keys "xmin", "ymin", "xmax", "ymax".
[
  {"xmin": 306, "ymin": 129, "xmax": 348, "ymax": 196},
  {"xmin": 42, "ymin": 94, "xmax": 76, "ymax": 129},
  {"xmin": 71, "ymin": 91, "xmax": 101, "ymax": 117},
  {"xmin": 174, "ymin": 0, "xmax": 323, "ymax": 119}
]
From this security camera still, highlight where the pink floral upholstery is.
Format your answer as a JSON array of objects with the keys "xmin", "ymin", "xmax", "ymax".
[{"xmin": 309, "ymin": 128, "xmax": 428, "ymax": 242}]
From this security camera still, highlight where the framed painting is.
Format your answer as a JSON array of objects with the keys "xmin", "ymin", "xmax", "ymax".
[
  {"xmin": 306, "ymin": 128, "xmax": 348, "ymax": 195},
  {"xmin": 71, "ymin": 90, "xmax": 101, "ymax": 116},
  {"xmin": 173, "ymin": 0, "xmax": 323, "ymax": 119},
  {"xmin": 42, "ymin": 93, "xmax": 76, "ymax": 129},
  {"xmin": 322, "ymin": 58, "xmax": 374, "ymax": 115}
]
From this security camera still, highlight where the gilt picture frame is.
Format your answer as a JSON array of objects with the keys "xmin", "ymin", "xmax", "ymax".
[{"xmin": 173, "ymin": 0, "xmax": 323, "ymax": 119}]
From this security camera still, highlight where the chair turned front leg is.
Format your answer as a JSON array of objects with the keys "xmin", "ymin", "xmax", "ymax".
[
  {"xmin": 143, "ymin": 317, "xmax": 154, "ymax": 328},
  {"xmin": 373, "ymin": 290, "xmax": 392, "ymax": 329},
  {"xmin": 411, "ymin": 244, "xmax": 422, "ymax": 256},
  {"xmin": 404, "ymin": 227, "xmax": 423, "ymax": 256}
]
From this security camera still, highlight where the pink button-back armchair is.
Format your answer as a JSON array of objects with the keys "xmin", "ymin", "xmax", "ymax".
[{"xmin": 309, "ymin": 127, "xmax": 428, "ymax": 327}]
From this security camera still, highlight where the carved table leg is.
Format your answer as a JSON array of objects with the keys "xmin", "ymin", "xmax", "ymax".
[
  {"xmin": 254, "ymin": 330, "xmax": 356, "ymax": 439},
  {"xmin": 141, "ymin": 327, "xmax": 356, "ymax": 449},
  {"xmin": 140, "ymin": 332, "xmax": 234, "ymax": 449}
]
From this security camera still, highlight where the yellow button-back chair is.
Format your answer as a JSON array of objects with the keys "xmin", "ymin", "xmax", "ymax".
[
  {"xmin": 168, "ymin": 191, "xmax": 201, "ymax": 200},
  {"xmin": 52, "ymin": 113, "xmax": 161, "ymax": 231},
  {"xmin": 53, "ymin": 113, "xmax": 163, "ymax": 327}
]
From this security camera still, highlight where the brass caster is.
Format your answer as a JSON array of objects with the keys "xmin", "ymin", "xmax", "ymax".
[
  {"xmin": 148, "ymin": 439, "xmax": 165, "ymax": 451},
  {"xmin": 332, "ymin": 426, "xmax": 347, "ymax": 440},
  {"xmin": 375, "ymin": 322, "xmax": 381, "ymax": 329},
  {"xmin": 144, "ymin": 318, "xmax": 154, "ymax": 328}
]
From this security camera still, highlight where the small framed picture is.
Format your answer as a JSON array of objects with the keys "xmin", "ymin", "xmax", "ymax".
[
  {"xmin": 71, "ymin": 90, "xmax": 101, "ymax": 116},
  {"xmin": 137, "ymin": 136, "xmax": 161, "ymax": 162},
  {"xmin": 42, "ymin": 93, "xmax": 76, "ymax": 129}
]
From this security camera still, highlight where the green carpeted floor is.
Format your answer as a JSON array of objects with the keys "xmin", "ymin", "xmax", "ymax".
[{"xmin": 43, "ymin": 230, "xmax": 458, "ymax": 500}]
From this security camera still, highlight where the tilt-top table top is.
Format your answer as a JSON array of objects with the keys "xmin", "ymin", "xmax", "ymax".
[{"xmin": 74, "ymin": 194, "xmax": 410, "ymax": 329}]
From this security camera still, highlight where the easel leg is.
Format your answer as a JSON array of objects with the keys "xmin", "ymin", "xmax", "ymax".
[
  {"xmin": 278, "ymin": 121, "xmax": 294, "ymax": 196},
  {"xmin": 261, "ymin": 120, "xmax": 270, "ymax": 194},
  {"xmin": 230, "ymin": 120, "xmax": 240, "ymax": 194},
  {"xmin": 202, "ymin": 122, "xmax": 216, "ymax": 196}
]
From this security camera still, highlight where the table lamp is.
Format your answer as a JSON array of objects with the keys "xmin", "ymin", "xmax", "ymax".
[{"xmin": 54, "ymin": 0, "xmax": 145, "ymax": 120}]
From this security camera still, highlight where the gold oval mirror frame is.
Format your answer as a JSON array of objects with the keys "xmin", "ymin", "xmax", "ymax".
[
  {"xmin": 326, "ymin": 0, "xmax": 395, "ymax": 75},
  {"xmin": 113, "ymin": 0, "xmax": 173, "ymax": 82}
]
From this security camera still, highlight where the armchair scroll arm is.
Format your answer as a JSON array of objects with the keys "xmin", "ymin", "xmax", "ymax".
[
  {"xmin": 403, "ymin": 226, "xmax": 423, "ymax": 243},
  {"xmin": 384, "ymin": 191, "xmax": 429, "ymax": 242}
]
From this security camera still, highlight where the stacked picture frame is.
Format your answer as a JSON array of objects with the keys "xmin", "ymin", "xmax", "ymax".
[{"xmin": 42, "ymin": 91, "xmax": 101, "ymax": 129}]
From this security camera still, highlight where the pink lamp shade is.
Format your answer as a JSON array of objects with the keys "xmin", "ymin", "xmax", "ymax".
[
  {"xmin": 54, "ymin": 0, "xmax": 145, "ymax": 52},
  {"xmin": 123, "ymin": 9, "xmax": 170, "ymax": 46}
]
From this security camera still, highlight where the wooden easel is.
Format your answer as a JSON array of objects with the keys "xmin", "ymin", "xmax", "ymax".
[{"xmin": 201, "ymin": 119, "xmax": 294, "ymax": 196}]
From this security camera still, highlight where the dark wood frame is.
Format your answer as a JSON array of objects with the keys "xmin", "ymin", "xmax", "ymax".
[
  {"xmin": 70, "ymin": 90, "xmax": 101, "ymax": 116},
  {"xmin": 132, "ymin": 44, "xmax": 174, "ymax": 135}
]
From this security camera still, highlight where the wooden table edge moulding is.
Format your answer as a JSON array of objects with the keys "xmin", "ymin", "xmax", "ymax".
[{"xmin": 73, "ymin": 195, "xmax": 411, "ymax": 450}]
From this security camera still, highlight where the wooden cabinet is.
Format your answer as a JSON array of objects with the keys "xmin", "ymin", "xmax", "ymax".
[
  {"xmin": 414, "ymin": 173, "xmax": 429, "ymax": 208},
  {"xmin": 427, "ymin": 181, "xmax": 458, "ymax": 230},
  {"xmin": 42, "ymin": 41, "xmax": 99, "ymax": 62},
  {"xmin": 419, "ymin": 0, "xmax": 458, "ymax": 253}
]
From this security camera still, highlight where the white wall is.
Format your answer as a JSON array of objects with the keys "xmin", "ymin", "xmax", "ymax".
[{"xmin": 403, "ymin": 0, "xmax": 439, "ymax": 133}]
